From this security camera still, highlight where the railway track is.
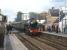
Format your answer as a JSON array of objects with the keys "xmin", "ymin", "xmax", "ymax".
[
  {"xmin": 34, "ymin": 33, "xmax": 67, "ymax": 50},
  {"xmin": 16, "ymin": 33, "xmax": 40, "ymax": 50},
  {"xmin": 15, "ymin": 33, "xmax": 58, "ymax": 50}
]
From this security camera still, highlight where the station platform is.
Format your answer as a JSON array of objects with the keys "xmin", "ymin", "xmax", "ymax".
[
  {"xmin": 4, "ymin": 34, "xmax": 28, "ymax": 50},
  {"xmin": 42, "ymin": 31, "xmax": 67, "ymax": 37}
]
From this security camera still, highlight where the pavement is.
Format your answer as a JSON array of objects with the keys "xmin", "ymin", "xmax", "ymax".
[
  {"xmin": 42, "ymin": 31, "xmax": 67, "ymax": 37},
  {"xmin": 4, "ymin": 34, "xmax": 28, "ymax": 50},
  {"xmin": 0, "ymin": 48, "xmax": 4, "ymax": 50}
]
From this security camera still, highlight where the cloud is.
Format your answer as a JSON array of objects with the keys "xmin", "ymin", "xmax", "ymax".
[
  {"xmin": 51, "ymin": 0, "xmax": 65, "ymax": 2},
  {"xmin": 0, "ymin": 0, "xmax": 65, "ymax": 21}
]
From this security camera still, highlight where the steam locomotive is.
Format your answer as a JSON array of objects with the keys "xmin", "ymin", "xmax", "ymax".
[
  {"xmin": 24, "ymin": 18, "xmax": 41, "ymax": 35},
  {"xmin": 12, "ymin": 18, "xmax": 42, "ymax": 35}
]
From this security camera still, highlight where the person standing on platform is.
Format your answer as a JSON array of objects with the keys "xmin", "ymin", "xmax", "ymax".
[
  {"xmin": 52, "ymin": 24, "xmax": 55, "ymax": 32},
  {"xmin": 56, "ymin": 25, "xmax": 59, "ymax": 33},
  {"xmin": 6, "ymin": 24, "xmax": 9, "ymax": 34},
  {"xmin": 6, "ymin": 24, "xmax": 12, "ymax": 34},
  {"xmin": 48, "ymin": 25, "xmax": 51, "ymax": 32},
  {"xmin": 9, "ymin": 24, "xmax": 12, "ymax": 34}
]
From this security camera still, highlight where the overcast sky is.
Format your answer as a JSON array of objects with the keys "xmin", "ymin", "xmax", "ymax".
[{"xmin": 0, "ymin": 0, "xmax": 66, "ymax": 22}]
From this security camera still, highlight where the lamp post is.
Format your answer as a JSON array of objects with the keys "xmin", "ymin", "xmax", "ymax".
[{"xmin": 62, "ymin": 0, "xmax": 67, "ymax": 33}]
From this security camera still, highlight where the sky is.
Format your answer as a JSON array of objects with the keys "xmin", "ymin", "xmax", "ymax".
[{"xmin": 0, "ymin": 0, "xmax": 66, "ymax": 22}]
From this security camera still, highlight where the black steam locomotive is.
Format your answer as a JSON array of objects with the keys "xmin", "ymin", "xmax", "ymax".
[{"xmin": 24, "ymin": 18, "xmax": 41, "ymax": 35}]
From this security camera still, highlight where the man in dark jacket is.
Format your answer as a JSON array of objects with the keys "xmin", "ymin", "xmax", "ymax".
[
  {"xmin": 6, "ymin": 24, "xmax": 12, "ymax": 34},
  {"xmin": 56, "ymin": 25, "xmax": 58, "ymax": 33}
]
